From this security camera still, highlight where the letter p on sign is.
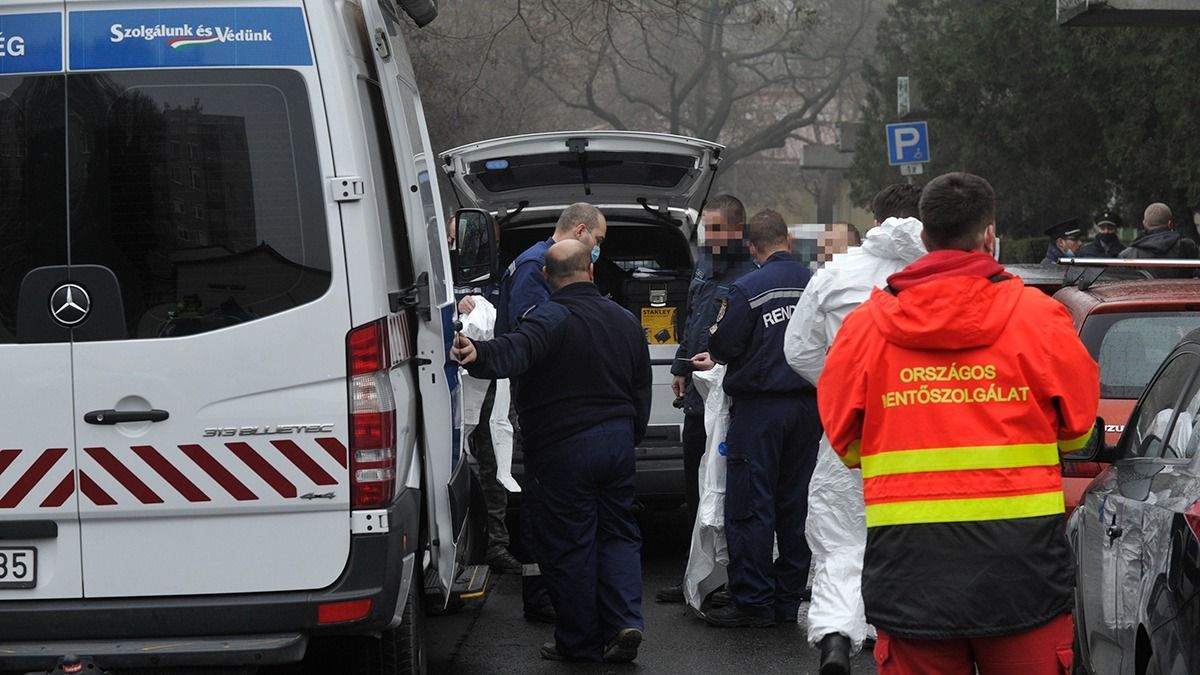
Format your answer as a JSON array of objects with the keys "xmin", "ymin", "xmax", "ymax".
[{"xmin": 886, "ymin": 121, "xmax": 930, "ymax": 166}]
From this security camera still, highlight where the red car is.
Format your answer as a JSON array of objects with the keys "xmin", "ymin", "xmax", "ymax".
[{"xmin": 1051, "ymin": 278, "xmax": 1200, "ymax": 510}]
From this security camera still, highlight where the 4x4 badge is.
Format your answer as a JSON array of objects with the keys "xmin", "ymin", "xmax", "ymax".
[{"xmin": 50, "ymin": 283, "xmax": 90, "ymax": 326}]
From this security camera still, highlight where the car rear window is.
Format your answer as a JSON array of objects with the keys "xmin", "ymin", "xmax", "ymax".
[
  {"xmin": 472, "ymin": 151, "xmax": 693, "ymax": 193},
  {"xmin": 1081, "ymin": 312, "xmax": 1200, "ymax": 399},
  {"xmin": 0, "ymin": 75, "xmax": 67, "ymax": 344},
  {"xmin": 70, "ymin": 69, "xmax": 330, "ymax": 339}
]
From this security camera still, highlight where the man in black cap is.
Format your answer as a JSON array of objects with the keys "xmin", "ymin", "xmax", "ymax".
[
  {"xmin": 1078, "ymin": 211, "xmax": 1124, "ymax": 258},
  {"xmin": 1040, "ymin": 218, "xmax": 1083, "ymax": 264}
]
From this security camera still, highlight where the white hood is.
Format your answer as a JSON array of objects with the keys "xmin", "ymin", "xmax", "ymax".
[
  {"xmin": 783, "ymin": 217, "xmax": 925, "ymax": 384},
  {"xmin": 858, "ymin": 217, "xmax": 926, "ymax": 264}
]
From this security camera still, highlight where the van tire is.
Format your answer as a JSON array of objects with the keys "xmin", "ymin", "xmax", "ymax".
[
  {"xmin": 338, "ymin": 569, "xmax": 426, "ymax": 675},
  {"xmin": 376, "ymin": 572, "xmax": 427, "ymax": 675}
]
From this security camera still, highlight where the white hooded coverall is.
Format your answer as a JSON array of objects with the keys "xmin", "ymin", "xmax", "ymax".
[{"xmin": 782, "ymin": 217, "xmax": 925, "ymax": 652}]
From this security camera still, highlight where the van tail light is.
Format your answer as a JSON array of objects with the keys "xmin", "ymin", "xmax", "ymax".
[
  {"xmin": 1185, "ymin": 500, "xmax": 1200, "ymax": 541},
  {"xmin": 348, "ymin": 319, "xmax": 397, "ymax": 509}
]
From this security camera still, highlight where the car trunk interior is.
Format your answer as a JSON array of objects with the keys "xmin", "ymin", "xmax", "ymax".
[{"xmin": 499, "ymin": 215, "xmax": 695, "ymax": 342}]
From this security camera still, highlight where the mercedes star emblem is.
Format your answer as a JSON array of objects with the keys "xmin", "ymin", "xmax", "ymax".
[{"xmin": 50, "ymin": 283, "xmax": 91, "ymax": 326}]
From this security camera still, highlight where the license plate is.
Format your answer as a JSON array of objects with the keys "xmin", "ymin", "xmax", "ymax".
[{"xmin": 0, "ymin": 548, "xmax": 35, "ymax": 589}]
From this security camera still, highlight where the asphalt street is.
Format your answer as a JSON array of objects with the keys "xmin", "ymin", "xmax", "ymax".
[{"xmin": 426, "ymin": 506, "xmax": 879, "ymax": 674}]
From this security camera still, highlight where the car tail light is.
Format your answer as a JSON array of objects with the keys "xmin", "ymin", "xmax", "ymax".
[
  {"xmin": 1185, "ymin": 500, "xmax": 1200, "ymax": 541},
  {"xmin": 348, "ymin": 319, "xmax": 397, "ymax": 509},
  {"xmin": 318, "ymin": 598, "xmax": 373, "ymax": 625}
]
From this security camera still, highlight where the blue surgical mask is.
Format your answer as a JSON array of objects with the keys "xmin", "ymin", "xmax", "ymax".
[{"xmin": 591, "ymin": 245, "xmax": 601, "ymax": 263}]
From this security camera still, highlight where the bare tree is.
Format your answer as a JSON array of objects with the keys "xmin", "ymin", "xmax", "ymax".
[{"xmin": 407, "ymin": 0, "xmax": 879, "ymax": 169}]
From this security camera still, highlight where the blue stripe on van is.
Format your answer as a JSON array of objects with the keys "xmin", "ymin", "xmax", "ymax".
[
  {"xmin": 68, "ymin": 7, "xmax": 313, "ymax": 70},
  {"xmin": 0, "ymin": 13, "xmax": 63, "ymax": 74}
]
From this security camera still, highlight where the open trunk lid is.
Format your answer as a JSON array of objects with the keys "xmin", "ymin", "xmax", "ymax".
[{"xmin": 440, "ymin": 131, "xmax": 723, "ymax": 217}]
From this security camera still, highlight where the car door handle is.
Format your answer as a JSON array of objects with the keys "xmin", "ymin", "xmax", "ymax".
[
  {"xmin": 84, "ymin": 409, "xmax": 169, "ymax": 425},
  {"xmin": 1106, "ymin": 525, "xmax": 1123, "ymax": 540}
]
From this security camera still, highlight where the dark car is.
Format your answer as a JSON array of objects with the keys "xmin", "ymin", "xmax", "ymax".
[
  {"xmin": 1069, "ymin": 326, "xmax": 1200, "ymax": 675},
  {"xmin": 1050, "ymin": 275, "xmax": 1200, "ymax": 513}
]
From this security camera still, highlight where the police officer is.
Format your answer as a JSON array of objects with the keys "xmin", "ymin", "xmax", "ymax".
[
  {"xmin": 1041, "ymin": 218, "xmax": 1083, "ymax": 264},
  {"xmin": 498, "ymin": 202, "xmax": 607, "ymax": 622},
  {"xmin": 1078, "ymin": 210, "xmax": 1124, "ymax": 258},
  {"xmin": 454, "ymin": 240, "xmax": 652, "ymax": 663},
  {"xmin": 656, "ymin": 194, "xmax": 753, "ymax": 604},
  {"xmin": 704, "ymin": 209, "xmax": 821, "ymax": 628},
  {"xmin": 497, "ymin": 202, "xmax": 607, "ymax": 335}
]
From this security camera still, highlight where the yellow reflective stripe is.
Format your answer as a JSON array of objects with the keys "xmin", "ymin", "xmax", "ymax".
[
  {"xmin": 1058, "ymin": 429, "xmax": 1093, "ymax": 454},
  {"xmin": 839, "ymin": 440, "xmax": 862, "ymax": 468},
  {"xmin": 860, "ymin": 443, "xmax": 1059, "ymax": 479},
  {"xmin": 865, "ymin": 491, "xmax": 1065, "ymax": 527}
]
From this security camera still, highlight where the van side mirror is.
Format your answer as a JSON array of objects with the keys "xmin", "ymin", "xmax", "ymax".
[
  {"xmin": 452, "ymin": 208, "xmax": 498, "ymax": 286},
  {"xmin": 1063, "ymin": 417, "xmax": 1118, "ymax": 463}
]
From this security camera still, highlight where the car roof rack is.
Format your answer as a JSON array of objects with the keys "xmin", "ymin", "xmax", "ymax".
[{"xmin": 1057, "ymin": 258, "xmax": 1200, "ymax": 291}]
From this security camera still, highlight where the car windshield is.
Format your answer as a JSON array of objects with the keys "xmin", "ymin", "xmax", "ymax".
[{"xmin": 1081, "ymin": 312, "xmax": 1200, "ymax": 399}]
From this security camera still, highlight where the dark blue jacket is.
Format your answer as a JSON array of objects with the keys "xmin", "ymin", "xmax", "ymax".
[
  {"xmin": 465, "ymin": 282, "xmax": 653, "ymax": 450},
  {"xmin": 496, "ymin": 237, "xmax": 554, "ymax": 335},
  {"xmin": 672, "ymin": 251, "xmax": 755, "ymax": 415},
  {"xmin": 708, "ymin": 251, "xmax": 813, "ymax": 397},
  {"xmin": 1040, "ymin": 243, "xmax": 1069, "ymax": 266}
]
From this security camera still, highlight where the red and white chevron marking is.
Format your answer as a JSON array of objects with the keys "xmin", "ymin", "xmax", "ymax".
[{"xmin": 0, "ymin": 439, "xmax": 348, "ymax": 508}]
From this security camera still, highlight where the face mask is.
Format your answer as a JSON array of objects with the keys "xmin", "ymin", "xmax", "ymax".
[
  {"xmin": 591, "ymin": 245, "xmax": 601, "ymax": 263},
  {"xmin": 696, "ymin": 222, "xmax": 707, "ymax": 246}
]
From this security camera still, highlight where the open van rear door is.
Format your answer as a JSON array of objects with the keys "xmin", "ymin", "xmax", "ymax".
[{"xmin": 360, "ymin": 0, "xmax": 463, "ymax": 602}]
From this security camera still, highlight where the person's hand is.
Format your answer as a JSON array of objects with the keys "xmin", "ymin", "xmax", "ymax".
[
  {"xmin": 691, "ymin": 352, "xmax": 715, "ymax": 371},
  {"xmin": 453, "ymin": 333, "xmax": 477, "ymax": 365},
  {"xmin": 458, "ymin": 296, "xmax": 476, "ymax": 315},
  {"xmin": 672, "ymin": 375, "xmax": 688, "ymax": 398}
]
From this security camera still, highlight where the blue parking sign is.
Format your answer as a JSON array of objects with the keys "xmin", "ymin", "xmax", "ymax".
[{"xmin": 886, "ymin": 121, "xmax": 930, "ymax": 166}]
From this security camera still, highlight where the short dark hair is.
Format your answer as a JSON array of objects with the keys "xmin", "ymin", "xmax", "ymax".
[
  {"xmin": 554, "ymin": 202, "xmax": 604, "ymax": 234},
  {"xmin": 872, "ymin": 184, "xmax": 922, "ymax": 222},
  {"xmin": 918, "ymin": 173, "xmax": 996, "ymax": 250},
  {"xmin": 746, "ymin": 209, "xmax": 788, "ymax": 249},
  {"xmin": 703, "ymin": 194, "xmax": 746, "ymax": 228}
]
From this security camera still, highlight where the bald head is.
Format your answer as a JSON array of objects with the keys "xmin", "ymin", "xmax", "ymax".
[
  {"xmin": 1145, "ymin": 202, "xmax": 1173, "ymax": 230},
  {"xmin": 544, "ymin": 240, "xmax": 593, "ymax": 291}
]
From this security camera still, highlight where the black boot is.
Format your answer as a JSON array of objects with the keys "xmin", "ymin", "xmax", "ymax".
[{"xmin": 819, "ymin": 633, "xmax": 851, "ymax": 675}]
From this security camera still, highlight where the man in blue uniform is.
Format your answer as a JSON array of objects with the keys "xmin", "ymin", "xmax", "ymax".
[
  {"xmin": 1040, "ymin": 218, "xmax": 1083, "ymax": 265},
  {"xmin": 497, "ymin": 201, "xmax": 607, "ymax": 622},
  {"xmin": 454, "ymin": 240, "xmax": 652, "ymax": 663},
  {"xmin": 497, "ymin": 202, "xmax": 607, "ymax": 335},
  {"xmin": 656, "ymin": 194, "xmax": 753, "ymax": 604},
  {"xmin": 705, "ymin": 209, "xmax": 820, "ymax": 628}
]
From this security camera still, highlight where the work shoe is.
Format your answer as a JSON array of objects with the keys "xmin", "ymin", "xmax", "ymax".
[
  {"xmin": 523, "ymin": 603, "xmax": 557, "ymax": 624},
  {"xmin": 602, "ymin": 627, "xmax": 643, "ymax": 663},
  {"xmin": 703, "ymin": 603, "xmax": 775, "ymax": 628},
  {"xmin": 487, "ymin": 548, "xmax": 523, "ymax": 575},
  {"xmin": 818, "ymin": 633, "xmax": 852, "ymax": 675},
  {"xmin": 539, "ymin": 642, "xmax": 567, "ymax": 661},
  {"xmin": 708, "ymin": 587, "xmax": 732, "ymax": 609},
  {"xmin": 655, "ymin": 582, "xmax": 684, "ymax": 603}
]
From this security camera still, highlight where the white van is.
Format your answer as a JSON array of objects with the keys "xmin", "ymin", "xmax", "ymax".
[
  {"xmin": 0, "ymin": 1, "xmax": 478, "ymax": 673},
  {"xmin": 441, "ymin": 131, "xmax": 722, "ymax": 501}
]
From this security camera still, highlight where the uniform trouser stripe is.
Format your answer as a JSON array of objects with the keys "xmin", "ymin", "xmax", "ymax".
[
  {"xmin": 860, "ymin": 443, "xmax": 1059, "ymax": 479},
  {"xmin": 865, "ymin": 490, "xmax": 1065, "ymax": 527}
]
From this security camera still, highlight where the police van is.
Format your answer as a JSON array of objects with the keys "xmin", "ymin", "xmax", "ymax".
[{"xmin": 0, "ymin": 1, "xmax": 481, "ymax": 673}]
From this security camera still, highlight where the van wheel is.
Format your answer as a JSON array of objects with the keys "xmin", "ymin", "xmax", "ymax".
[{"xmin": 350, "ymin": 572, "xmax": 427, "ymax": 675}]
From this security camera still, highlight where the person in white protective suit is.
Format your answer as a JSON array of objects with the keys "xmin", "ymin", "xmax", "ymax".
[
  {"xmin": 783, "ymin": 184, "xmax": 925, "ymax": 675},
  {"xmin": 457, "ymin": 293, "xmax": 523, "ymax": 574}
]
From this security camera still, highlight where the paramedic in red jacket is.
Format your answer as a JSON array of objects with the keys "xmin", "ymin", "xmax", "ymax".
[{"xmin": 818, "ymin": 172, "xmax": 1099, "ymax": 675}]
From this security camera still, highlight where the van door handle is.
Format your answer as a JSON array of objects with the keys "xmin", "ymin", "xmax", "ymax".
[{"xmin": 84, "ymin": 409, "xmax": 170, "ymax": 425}]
